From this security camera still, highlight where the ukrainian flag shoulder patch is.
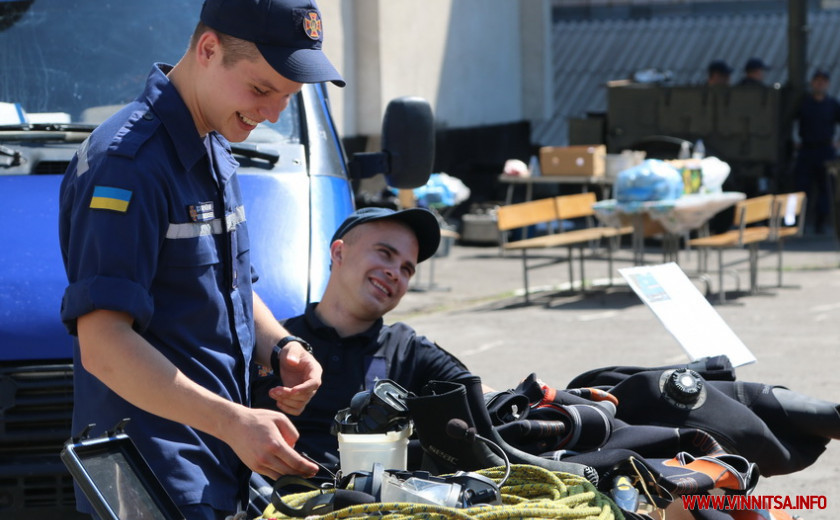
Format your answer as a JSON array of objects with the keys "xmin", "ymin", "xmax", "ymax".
[{"xmin": 90, "ymin": 185, "xmax": 132, "ymax": 213}]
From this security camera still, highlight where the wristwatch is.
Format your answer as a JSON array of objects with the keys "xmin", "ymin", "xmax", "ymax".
[{"xmin": 270, "ymin": 335, "xmax": 314, "ymax": 375}]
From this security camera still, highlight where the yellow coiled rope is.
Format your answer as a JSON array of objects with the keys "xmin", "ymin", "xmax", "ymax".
[{"xmin": 259, "ymin": 464, "xmax": 622, "ymax": 520}]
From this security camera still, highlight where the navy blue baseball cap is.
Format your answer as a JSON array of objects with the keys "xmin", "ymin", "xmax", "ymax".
[
  {"xmin": 744, "ymin": 57, "xmax": 769, "ymax": 72},
  {"xmin": 813, "ymin": 68, "xmax": 831, "ymax": 80},
  {"xmin": 331, "ymin": 207, "xmax": 442, "ymax": 263},
  {"xmin": 200, "ymin": 0, "xmax": 345, "ymax": 87},
  {"xmin": 707, "ymin": 60, "xmax": 733, "ymax": 76}
]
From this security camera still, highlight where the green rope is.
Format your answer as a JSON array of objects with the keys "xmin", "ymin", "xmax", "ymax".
[{"xmin": 259, "ymin": 465, "xmax": 622, "ymax": 520}]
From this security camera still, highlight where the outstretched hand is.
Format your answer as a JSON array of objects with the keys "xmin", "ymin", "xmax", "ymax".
[{"xmin": 268, "ymin": 342, "xmax": 322, "ymax": 415}]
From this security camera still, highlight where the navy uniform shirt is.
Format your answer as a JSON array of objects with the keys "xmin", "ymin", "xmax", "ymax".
[
  {"xmin": 797, "ymin": 93, "xmax": 840, "ymax": 147},
  {"xmin": 253, "ymin": 302, "xmax": 473, "ymax": 464},
  {"xmin": 59, "ymin": 64, "xmax": 254, "ymax": 513}
]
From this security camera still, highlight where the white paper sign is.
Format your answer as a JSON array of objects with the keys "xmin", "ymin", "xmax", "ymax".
[
  {"xmin": 784, "ymin": 194, "xmax": 797, "ymax": 226},
  {"xmin": 619, "ymin": 262, "xmax": 756, "ymax": 367}
]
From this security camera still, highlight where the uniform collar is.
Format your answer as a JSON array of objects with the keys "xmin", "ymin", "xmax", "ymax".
[
  {"xmin": 303, "ymin": 302, "xmax": 383, "ymax": 343},
  {"xmin": 142, "ymin": 63, "xmax": 236, "ymax": 176}
]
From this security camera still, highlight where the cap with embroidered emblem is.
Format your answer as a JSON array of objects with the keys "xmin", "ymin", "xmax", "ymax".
[{"xmin": 200, "ymin": 0, "xmax": 345, "ymax": 87}]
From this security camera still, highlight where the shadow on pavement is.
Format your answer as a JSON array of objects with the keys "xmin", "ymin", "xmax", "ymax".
[{"xmin": 470, "ymin": 286, "xmax": 644, "ymax": 312}]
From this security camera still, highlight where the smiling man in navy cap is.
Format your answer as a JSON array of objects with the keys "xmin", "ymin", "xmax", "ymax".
[
  {"xmin": 253, "ymin": 207, "xmax": 480, "ymax": 470},
  {"xmin": 59, "ymin": 0, "xmax": 343, "ymax": 517}
]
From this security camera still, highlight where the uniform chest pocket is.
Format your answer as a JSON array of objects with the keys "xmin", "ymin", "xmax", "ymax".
[{"xmin": 160, "ymin": 233, "xmax": 221, "ymax": 267}]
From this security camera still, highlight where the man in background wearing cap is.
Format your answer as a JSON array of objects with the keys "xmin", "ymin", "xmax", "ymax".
[
  {"xmin": 59, "ymin": 0, "xmax": 343, "ymax": 517},
  {"xmin": 737, "ymin": 57, "xmax": 769, "ymax": 87},
  {"xmin": 706, "ymin": 59, "xmax": 732, "ymax": 86},
  {"xmin": 790, "ymin": 68, "xmax": 840, "ymax": 234},
  {"xmin": 253, "ymin": 207, "xmax": 477, "ymax": 470}
]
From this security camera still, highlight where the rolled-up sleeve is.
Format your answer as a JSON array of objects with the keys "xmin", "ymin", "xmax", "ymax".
[
  {"xmin": 59, "ymin": 153, "xmax": 165, "ymax": 335},
  {"xmin": 61, "ymin": 276, "xmax": 155, "ymax": 334}
]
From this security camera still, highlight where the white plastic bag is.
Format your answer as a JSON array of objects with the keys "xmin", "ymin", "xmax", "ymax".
[
  {"xmin": 503, "ymin": 158, "xmax": 530, "ymax": 178},
  {"xmin": 699, "ymin": 156, "xmax": 730, "ymax": 193}
]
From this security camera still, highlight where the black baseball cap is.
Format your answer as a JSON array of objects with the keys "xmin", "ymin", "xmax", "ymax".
[
  {"xmin": 744, "ymin": 57, "xmax": 769, "ymax": 72},
  {"xmin": 331, "ymin": 207, "xmax": 442, "ymax": 263},
  {"xmin": 813, "ymin": 68, "xmax": 831, "ymax": 81},
  {"xmin": 707, "ymin": 60, "xmax": 733, "ymax": 76},
  {"xmin": 200, "ymin": 0, "xmax": 345, "ymax": 87}
]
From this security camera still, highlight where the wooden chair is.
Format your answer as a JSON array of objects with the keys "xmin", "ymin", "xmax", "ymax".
[
  {"xmin": 687, "ymin": 194, "xmax": 774, "ymax": 303},
  {"xmin": 496, "ymin": 193, "xmax": 630, "ymax": 302},
  {"xmin": 555, "ymin": 192, "xmax": 632, "ymax": 286},
  {"xmin": 770, "ymin": 192, "xmax": 807, "ymax": 287}
]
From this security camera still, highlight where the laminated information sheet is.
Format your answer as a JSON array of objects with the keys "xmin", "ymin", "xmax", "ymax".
[{"xmin": 619, "ymin": 262, "xmax": 756, "ymax": 367}]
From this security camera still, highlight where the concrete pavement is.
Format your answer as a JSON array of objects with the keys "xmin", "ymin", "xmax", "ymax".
[{"xmin": 388, "ymin": 232, "xmax": 840, "ymax": 518}]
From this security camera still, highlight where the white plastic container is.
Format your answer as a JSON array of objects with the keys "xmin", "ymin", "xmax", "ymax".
[{"xmin": 337, "ymin": 427, "xmax": 412, "ymax": 474}]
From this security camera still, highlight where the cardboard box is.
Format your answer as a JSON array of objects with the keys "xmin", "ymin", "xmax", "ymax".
[{"xmin": 539, "ymin": 145, "xmax": 606, "ymax": 176}]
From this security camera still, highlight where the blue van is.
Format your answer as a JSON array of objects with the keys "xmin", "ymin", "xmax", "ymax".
[{"xmin": 0, "ymin": 1, "xmax": 433, "ymax": 517}]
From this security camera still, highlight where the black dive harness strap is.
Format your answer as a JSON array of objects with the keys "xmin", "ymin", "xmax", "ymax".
[{"xmin": 271, "ymin": 474, "xmax": 375, "ymax": 517}]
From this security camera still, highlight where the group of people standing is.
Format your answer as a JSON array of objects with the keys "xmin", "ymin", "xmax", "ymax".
[
  {"xmin": 705, "ymin": 57, "xmax": 839, "ymax": 234},
  {"xmin": 705, "ymin": 57, "xmax": 771, "ymax": 87}
]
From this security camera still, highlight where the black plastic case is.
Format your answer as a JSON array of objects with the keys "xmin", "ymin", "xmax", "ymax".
[{"xmin": 60, "ymin": 419, "xmax": 185, "ymax": 520}]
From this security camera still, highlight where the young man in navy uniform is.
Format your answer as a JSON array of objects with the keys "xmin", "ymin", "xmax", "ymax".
[
  {"xmin": 253, "ymin": 207, "xmax": 478, "ymax": 468},
  {"xmin": 792, "ymin": 68, "xmax": 840, "ymax": 234},
  {"xmin": 58, "ymin": 0, "xmax": 343, "ymax": 517}
]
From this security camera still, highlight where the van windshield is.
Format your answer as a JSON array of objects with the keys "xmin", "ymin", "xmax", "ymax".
[{"xmin": 0, "ymin": 0, "xmax": 299, "ymax": 142}]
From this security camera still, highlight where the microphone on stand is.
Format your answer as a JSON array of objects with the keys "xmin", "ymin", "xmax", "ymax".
[{"xmin": 446, "ymin": 418, "xmax": 511, "ymax": 488}]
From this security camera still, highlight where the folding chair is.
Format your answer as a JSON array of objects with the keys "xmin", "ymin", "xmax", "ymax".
[
  {"xmin": 771, "ymin": 191, "xmax": 807, "ymax": 287},
  {"xmin": 688, "ymin": 195, "xmax": 774, "ymax": 303}
]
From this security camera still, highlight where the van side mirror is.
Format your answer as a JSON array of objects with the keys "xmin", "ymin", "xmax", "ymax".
[{"xmin": 350, "ymin": 96, "xmax": 435, "ymax": 189}]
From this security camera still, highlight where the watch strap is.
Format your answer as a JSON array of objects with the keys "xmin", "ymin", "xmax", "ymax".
[{"xmin": 270, "ymin": 336, "xmax": 314, "ymax": 374}]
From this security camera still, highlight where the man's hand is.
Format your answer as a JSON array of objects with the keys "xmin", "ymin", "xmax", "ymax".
[
  {"xmin": 224, "ymin": 406, "xmax": 318, "ymax": 480},
  {"xmin": 76, "ymin": 310, "xmax": 319, "ymax": 479},
  {"xmin": 268, "ymin": 342, "xmax": 322, "ymax": 415}
]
